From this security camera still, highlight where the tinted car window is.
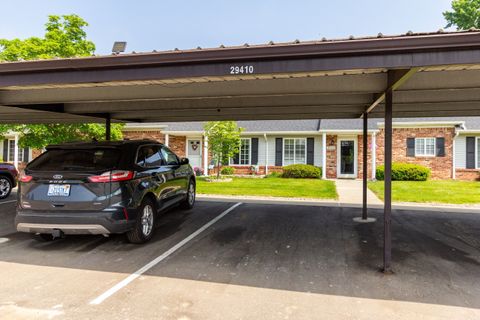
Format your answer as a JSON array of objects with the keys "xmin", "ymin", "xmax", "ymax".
[
  {"xmin": 27, "ymin": 149, "xmax": 120, "ymax": 172},
  {"xmin": 160, "ymin": 147, "xmax": 179, "ymax": 165},
  {"xmin": 137, "ymin": 145, "xmax": 164, "ymax": 167}
]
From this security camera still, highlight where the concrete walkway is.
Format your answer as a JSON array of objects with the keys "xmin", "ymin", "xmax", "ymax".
[{"xmin": 333, "ymin": 179, "xmax": 383, "ymax": 205}]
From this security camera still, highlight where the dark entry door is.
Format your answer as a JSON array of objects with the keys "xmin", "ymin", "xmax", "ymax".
[{"xmin": 340, "ymin": 140, "xmax": 355, "ymax": 175}]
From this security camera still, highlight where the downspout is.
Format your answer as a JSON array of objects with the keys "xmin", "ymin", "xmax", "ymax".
[
  {"xmin": 452, "ymin": 127, "xmax": 460, "ymax": 180},
  {"xmin": 14, "ymin": 134, "xmax": 19, "ymax": 170},
  {"xmin": 322, "ymin": 133, "xmax": 327, "ymax": 179},
  {"xmin": 264, "ymin": 133, "xmax": 268, "ymax": 175},
  {"xmin": 204, "ymin": 135, "xmax": 209, "ymax": 176}
]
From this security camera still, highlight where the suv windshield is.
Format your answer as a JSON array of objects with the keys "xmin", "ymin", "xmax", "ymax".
[{"xmin": 27, "ymin": 149, "xmax": 121, "ymax": 172}]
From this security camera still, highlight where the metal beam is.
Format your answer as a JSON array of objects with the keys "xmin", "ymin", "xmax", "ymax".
[
  {"xmin": 365, "ymin": 68, "xmax": 419, "ymax": 114},
  {"xmin": 105, "ymin": 115, "xmax": 111, "ymax": 141},
  {"xmin": 383, "ymin": 77, "xmax": 393, "ymax": 274},
  {"xmin": 363, "ymin": 112, "xmax": 368, "ymax": 220}
]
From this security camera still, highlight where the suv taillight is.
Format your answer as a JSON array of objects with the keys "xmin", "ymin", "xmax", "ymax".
[
  {"xmin": 88, "ymin": 170, "xmax": 134, "ymax": 183},
  {"xmin": 19, "ymin": 174, "xmax": 33, "ymax": 183}
]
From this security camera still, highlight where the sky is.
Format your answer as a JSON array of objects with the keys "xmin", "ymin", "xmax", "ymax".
[{"xmin": 0, "ymin": 0, "xmax": 455, "ymax": 55}]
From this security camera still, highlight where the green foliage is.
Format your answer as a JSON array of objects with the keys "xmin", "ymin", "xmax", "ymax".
[
  {"xmin": 265, "ymin": 171, "xmax": 282, "ymax": 178},
  {"xmin": 220, "ymin": 166, "xmax": 235, "ymax": 175},
  {"xmin": 204, "ymin": 121, "xmax": 243, "ymax": 178},
  {"xmin": 282, "ymin": 164, "xmax": 322, "ymax": 179},
  {"xmin": 0, "ymin": 14, "xmax": 95, "ymax": 61},
  {"xmin": 0, "ymin": 14, "xmax": 121, "ymax": 148},
  {"xmin": 376, "ymin": 162, "xmax": 430, "ymax": 181},
  {"xmin": 443, "ymin": 0, "xmax": 480, "ymax": 30}
]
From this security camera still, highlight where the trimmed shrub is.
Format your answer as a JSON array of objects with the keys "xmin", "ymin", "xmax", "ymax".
[
  {"xmin": 376, "ymin": 162, "xmax": 430, "ymax": 181},
  {"xmin": 282, "ymin": 164, "xmax": 322, "ymax": 179},
  {"xmin": 265, "ymin": 171, "xmax": 282, "ymax": 178},
  {"xmin": 220, "ymin": 166, "xmax": 235, "ymax": 175}
]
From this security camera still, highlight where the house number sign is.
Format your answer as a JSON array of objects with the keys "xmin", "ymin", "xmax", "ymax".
[{"xmin": 229, "ymin": 65, "xmax": 254, "ymax": 74}]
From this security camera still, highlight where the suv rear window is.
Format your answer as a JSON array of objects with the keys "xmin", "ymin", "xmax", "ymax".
[{"xmin": 27, "ymin": 149, "xmax": 121, "ymax": 172}]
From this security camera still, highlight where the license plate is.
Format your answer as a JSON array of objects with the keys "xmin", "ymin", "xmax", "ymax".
[{"xmin": 47, "ymin": 184, "xmax": 71, "ymax": 197}]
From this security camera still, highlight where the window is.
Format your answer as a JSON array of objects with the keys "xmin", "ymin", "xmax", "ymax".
[
  {"xmin": 7, "ymin": 140, "xmax": 23, "ymax": 162},
  {"xmin": 415, "ymin": 138, "xmax": 435, "ymax": 157},
  {"xmin": 239, "ymin": 138, "xmax": 251, "ymax": 165},
  {"xmin": 137, "ymin": 145, "xmax": 163, "ymax": 167},
  {"xmin": 160, "ymin": 147, "xmax": 179, "ymax": 165},
  {"xmin": 283, "ymin": 138, "xmax": 306, "ymax": 165},
  {"xmin": 28, "ymin": 149, "xmax": 121, "ymax": 171}
]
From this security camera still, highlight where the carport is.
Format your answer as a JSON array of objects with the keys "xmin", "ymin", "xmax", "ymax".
[{"xmin": 1, "ymin": 30, "xmax": 480, "ymax": 273}]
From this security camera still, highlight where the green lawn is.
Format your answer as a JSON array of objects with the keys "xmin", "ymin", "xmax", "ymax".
[
  {"xmin": 197, "ymin": 177, "xmax": 337, "ymax": 199},
  {"xmin": 368, "ymin": 180, "xmax": 480, "ymax": 204}
]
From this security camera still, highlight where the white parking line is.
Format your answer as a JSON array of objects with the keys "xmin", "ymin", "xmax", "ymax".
[
  {"xmin": 89, "ymin": 202, "xmax": 242, "ymax": 305},
  {"xmin": 0, "ymin": 200, "xmax": 16, "ymax": 205}
]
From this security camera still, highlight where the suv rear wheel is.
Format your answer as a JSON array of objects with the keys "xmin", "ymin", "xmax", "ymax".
[
  {"xmin": 126, "ymin": 198, "xmax": 156, "ymax": 244},
  {"xmin": 0, "ymin": 175, "xmax": 12, "ymax": 200},
  {"xmin": 180, "ymin": 179, "xmax": 196, "ymax": 210}
]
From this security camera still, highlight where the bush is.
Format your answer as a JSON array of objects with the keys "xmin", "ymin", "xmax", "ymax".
[
  {"xmin": 265, "ymin": 171, "xmax": 282, "ymax": 178},
  {"xmin": 282, "ymin": 164, "xmax": 322, "ymax": 179},
  {"xmin": 376, "ymin": 162, "xmax": 430, "ymax": 181},
  {"xmin": 220, "ymin": 166, "xmax": 235, "ymax": 175}
]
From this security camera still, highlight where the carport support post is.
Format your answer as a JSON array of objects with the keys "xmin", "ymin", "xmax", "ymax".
[
  {"xmin": 362, "ymin": 112, "xmax": 368, "ymax": 220},
  {"xmin": 383, "ymin": 87, "xmax": 393, "ymax": 273},
  {"xmin": 105, "ymin": 115, "xmax": 111, "ymax": 141}
]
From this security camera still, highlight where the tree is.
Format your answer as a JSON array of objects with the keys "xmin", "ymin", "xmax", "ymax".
[
  {"xmin": 444, "ymin": 0, "xmax": 480, "ymax": 30},
  {"xmin": 204, "ymin": 121, "xmax": 243, "ymax": 179},
  {"xmin": 0, "ymin": 15, "xmax": 123, "ymax": 148}
]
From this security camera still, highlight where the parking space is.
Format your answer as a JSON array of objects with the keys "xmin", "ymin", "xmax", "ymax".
[{"xmin": 1, "ymin": 197, "xmax": 480, "ymax": 319}]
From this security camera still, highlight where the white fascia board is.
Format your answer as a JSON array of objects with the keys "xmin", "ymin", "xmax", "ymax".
[
  {"xmin": 161, "ymin": 130, "xmax": 204, "ymax": 135},
  {"xmin": 376, "ymin": 121, "xmax": 464, "ymax": 128},
  {"xmin": 457, "ymin": 130, "xmax": 480, "ymax": 134},
  {"xmin": 318, "ymin": 129, "xmax": 379, "ymax": 134},
  {"xmin": 162, "ymin": 130, "xmax": 322, "ymax": 135}
]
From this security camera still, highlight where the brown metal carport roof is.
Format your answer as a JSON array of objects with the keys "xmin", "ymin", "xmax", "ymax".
[
  {"xmin": 2, "ymin": 29, "xmax": 480, "ymax": 273},
  {"xmin": 1, "ymin": 30, "xmax": 480, "ymax": 123}
]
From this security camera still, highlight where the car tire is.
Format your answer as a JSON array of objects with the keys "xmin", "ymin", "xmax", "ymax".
[
  {"xmin": 126, "ymin": 198, "xmax": 156, "ymax": 244},
  {"xmin": 0, "ymin": 175, "xmax": 12, "ymax": 200},
  {"xmin": 180, "ymin": 179, "xmax": 196, "ymax": 210}
]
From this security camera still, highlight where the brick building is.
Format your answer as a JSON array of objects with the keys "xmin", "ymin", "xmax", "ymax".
[
  {"xmin": 3, "ymin": 117, "xmax": 480, "ymax": 180},
  {"xmin": 120, "ymin": 117, "xmax": 480, "ymax": 181}
]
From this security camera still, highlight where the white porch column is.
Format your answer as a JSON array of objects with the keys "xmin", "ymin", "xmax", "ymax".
[
  {"xmin": 164, "ymin": 133, "xmax": 169, "ymax": 147},
  {"xmin": 14, "ymin": 134, "xmax": 19, "ymax": 169},
  {"xmin": 371, "ymin": 132, "xmax": 376, "ymax": 180},
  {"xmin": 203, "ymin": 135, "xmax": 209, "ymax": 176},
  {"xmin": 452, "ymin": 134, "xmax": 456, "ymax": 179},
  {"xmin": 264, "ymin": 133, "xmax": 268, "ymax": 175},
  {"xmin": 322, "ymin": 133, "xmax": 327, "ymax": 179}
]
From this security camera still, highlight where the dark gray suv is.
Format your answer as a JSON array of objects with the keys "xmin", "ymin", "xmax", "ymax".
[{"xmin": 15, "ymin": 140, "xmax": 196, "ymax": 243}]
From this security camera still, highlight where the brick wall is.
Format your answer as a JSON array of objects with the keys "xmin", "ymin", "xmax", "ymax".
[
  {"xmin": 358, "ymin": 135, "xmax": 373, "ymax": 179},
  {"xmin": 375, "ymin": 127, "xmax": 455, "ymax": 180},
  {"xmin": 325, "ymin": 135, "xmax": 337, "ymax": 178},
  {"xmin": 455, "ymin": 169, "xmax": 480, "ymax": 181},
  {"xmin": 122, "ymin": 130, "xmax": 165, "ymax": 143}
]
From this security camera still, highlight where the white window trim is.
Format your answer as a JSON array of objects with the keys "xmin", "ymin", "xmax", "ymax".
[
  {"xmin": 282, "ymin": 137, "xmax": 307, "ymax": 166},
  {"xmin": 7, "ymin": 139, "xmax": 24, "ymax": 163},
  {"xmin": 337, "ymin": 137, "xmax": 358, "ymax": 178},
  {"xmin": 414, "ymin": 137, "xmax": 436, "ymax": 157},
  {"xmin": 476, "ymin": 137, "xmax": 480, "ymax": 169},
  {"xmin": 230, "ymin": 138, "xmax": 252, "ymax": 166}
]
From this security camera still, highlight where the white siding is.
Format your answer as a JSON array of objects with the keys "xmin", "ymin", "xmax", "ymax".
[{"xmin": 455, "ymin": 135, "xmax": 466, "ymax": 169}]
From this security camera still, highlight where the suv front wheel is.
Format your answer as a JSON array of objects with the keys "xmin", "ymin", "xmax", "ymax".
[{"xmin": 126, "ymin": 198, "xmax": 156, "ymax": 244}]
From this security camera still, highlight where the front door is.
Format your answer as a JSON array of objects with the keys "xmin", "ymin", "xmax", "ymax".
[
  {"xmin": 187, "ymin": 139, "xmax": 202, "ymax": 170},
  {"xmin": 338, "ymin": 139, "xmax": 357, "ymax": 178}
]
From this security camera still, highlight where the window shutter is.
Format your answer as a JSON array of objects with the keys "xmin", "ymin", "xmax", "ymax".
[
  {"xmin": 466, "ymin": 137, "xmax": 475, "ymax": 169},
  {"xmin": 251, "ymin": 138, "xmax": 258, "ymax": 165},
  {"xmin": 406, "ymin": 138, "xmax": 415, "ymax": 157},
  {"xmin": 275, "ymin": 138, "xmax": 283, "ymax": 166},
  {"xmin": 2, "ymin": 140, "xmax": 7, "ymax": 162},
  {"xmin": 436, "ymin": 138, "xmax": 445, "ymax": 157},
  {"xmin": 307, "ymin": 138, "xmax": 314, "ymax": 165}
]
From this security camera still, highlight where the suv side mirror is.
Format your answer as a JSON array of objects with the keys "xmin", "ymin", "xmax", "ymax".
[{"xmin": 180, "ymin": 158, "xmax": 189, "ymax": 165}]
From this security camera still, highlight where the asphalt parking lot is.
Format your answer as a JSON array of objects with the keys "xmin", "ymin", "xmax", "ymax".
[{"xmin": 1, "ymin": 194, "xmax": 480, "ymax": 320}]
